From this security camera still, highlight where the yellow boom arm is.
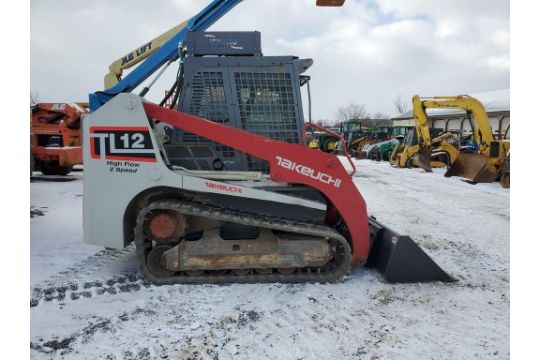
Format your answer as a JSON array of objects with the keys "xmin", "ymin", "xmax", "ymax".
[
  {"xmin": 104, "ymin": 20, "xmax": 189, "ymax": 89},
  {"xmin": 412, "ymin": 95, "xmax": 433, "ymax": 147},
  {"xmin": 413, "ymin": 95, "xmax": 494, "ymax": 154}
]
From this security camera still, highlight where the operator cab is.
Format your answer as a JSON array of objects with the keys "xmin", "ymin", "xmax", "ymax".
[{"xmin": 163, "ymin": 31, "xmax": 313, "ymax": 173}]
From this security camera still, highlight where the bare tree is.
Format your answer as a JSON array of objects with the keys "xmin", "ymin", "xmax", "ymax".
[
  {"xmin": 315, "ymin": 119, "xmax": 325, "ymax": 127},
  {"xmin": 393, "ymin": 95, "xmax": 410, "ymax": 114},
  {"xmin": 328, "ymin": 117, "xmax": 339, "ymax": 127},
  {"xmin": 370, "ymin": 112, "xmax": 391, "ymax": 127},
  {"xmin": 30, "ymin": 92, "xmax": 40, "ymax": 106},
  {"xmin": 335, "ymin": 103, "xmax": 369, "ymax": 124},
  {"xmin": 372, "ymin": 111, "xmax": 389, "ymax": 119}
]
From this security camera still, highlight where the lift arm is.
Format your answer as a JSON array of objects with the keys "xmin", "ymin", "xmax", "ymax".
[{"xmin": 142, "ymin": 100, "xmax": 370, "ymax": 263}]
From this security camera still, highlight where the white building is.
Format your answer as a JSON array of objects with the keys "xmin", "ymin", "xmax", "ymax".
[{"xmin": 391, "ymin": 89, "xmax": 510, "ymax": 139}]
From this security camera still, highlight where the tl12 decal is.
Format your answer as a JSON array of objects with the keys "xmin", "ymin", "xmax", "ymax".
[{"xmin": 90, "ymin": 126, "xmax": 156, "ymax": 162}]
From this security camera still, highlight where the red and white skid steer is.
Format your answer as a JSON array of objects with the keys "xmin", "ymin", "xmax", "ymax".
[
  {"xmin": 83, "ymin": 0, "xmax": 453, "ymax": 285},
  {"xmin": 82, "ymin": 94, "xmax": 454, "ymax": 285}
]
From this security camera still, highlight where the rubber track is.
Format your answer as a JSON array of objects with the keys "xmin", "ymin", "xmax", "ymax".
[{"xmin": 135, "ymin": 199, "xmax": 352, "ymax": 285}]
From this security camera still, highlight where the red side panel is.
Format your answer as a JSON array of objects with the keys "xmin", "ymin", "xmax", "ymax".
[{"xmin": 142, "ymin": 102, "xmax": 370, "ymax": 265}]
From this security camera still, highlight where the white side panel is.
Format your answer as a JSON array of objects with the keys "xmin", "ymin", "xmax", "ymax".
[
  {"xmin": 181, "ymin": 176, "xmax": 325, "ymax": 210},
  {"xmin": 83, "ymin": 94, "xmax": 179, "ymax": 249}
]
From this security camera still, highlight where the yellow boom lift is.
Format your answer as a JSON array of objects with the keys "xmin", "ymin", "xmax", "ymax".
[{"xmin": 104, "ymin": 20, "xmax": 190, "ymax": 89}]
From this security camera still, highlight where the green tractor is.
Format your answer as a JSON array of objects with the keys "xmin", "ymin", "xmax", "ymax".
[
  {"xmin": 314, "ymin": 120, "xmax": 363, "ymax": 153},
  {"xmin": 370, "ymin": 139, "xmax": 400, "ymax": 161},
  {"xmin": 340, "ymin": 120, "xmax": 364, "ymax": 151},
  {"xmin": 390, "ymin": 125, "xmax": 412, "ymax": 139},
  {"xmin": 362, "ymin": 125, "xmax": 414, "ymax": 161},
  {"xmin": 316, "ymin": 127, "xmax": 343, "ymax": 153}
]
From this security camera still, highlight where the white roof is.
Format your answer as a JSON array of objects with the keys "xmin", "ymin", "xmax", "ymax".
[{"xmin": 394, "ymin": 89, "xmax": 509, "ymax": 119}]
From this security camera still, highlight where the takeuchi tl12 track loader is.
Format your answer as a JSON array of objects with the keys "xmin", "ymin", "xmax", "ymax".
[
  {"xmin": 82, "ymin": 0, "xmax": 454, "ymax": 284},
  {"xmin": 83, "ymin": 94, "xmax": 454, "ymax": 284}
]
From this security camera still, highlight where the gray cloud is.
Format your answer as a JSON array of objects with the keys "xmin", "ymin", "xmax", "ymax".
[{"xmin": 30, "ymin": 0, "xmax": 509, "ymax": 119}]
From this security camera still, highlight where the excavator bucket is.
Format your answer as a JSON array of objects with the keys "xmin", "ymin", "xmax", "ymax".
[
  {"xmin": 499, "ymin": 155, "xmax": 510, "ymax": 188},
  {"xmin": 444, "ymin": 154, "xmax": 499, "ymax": 183},
  {"xmin": 410, "ymin": 148, "xmax": 432, "ymax": 172},
  {"xmin": 367, "ymin": 218, "xmax": 455, "ymax": 283}
]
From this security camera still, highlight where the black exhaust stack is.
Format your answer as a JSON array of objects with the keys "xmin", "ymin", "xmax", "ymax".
[{"xmin": 366, "ymin": 217, "xmax": 455, "ymax": 283}]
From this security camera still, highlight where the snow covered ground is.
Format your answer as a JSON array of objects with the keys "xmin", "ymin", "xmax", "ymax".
[{"xmin": 30, "ymin": 160, "xmax": 509, "ymax": 360}]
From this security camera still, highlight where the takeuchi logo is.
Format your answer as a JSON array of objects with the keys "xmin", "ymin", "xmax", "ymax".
[
  {"xmin": 275, "ymin": 156, "xmax": 342, "ymax": 188},
  {"xmin": 205, "ymin": 181, "xmax": 243, "ymax": 193}
]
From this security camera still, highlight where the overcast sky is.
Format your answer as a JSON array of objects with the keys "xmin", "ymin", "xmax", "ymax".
[{"xmin": 30, "ymin": 0, "xmax": 509, "ymax": 120}]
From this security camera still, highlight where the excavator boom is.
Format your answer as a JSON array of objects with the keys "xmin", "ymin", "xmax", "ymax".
[
  {"xmin": 412, "ymin": 95, "xmax": 434, "ymax": 148},
  {"xmin": 420, "ymin": 96, "xmax": 495, "ymax": 153}
]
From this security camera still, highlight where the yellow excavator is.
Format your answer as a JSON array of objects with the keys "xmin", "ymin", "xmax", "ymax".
[
  {"xmin": 390, "ymin": 95, "xmax": 459, "ymax": 172},
  {"xmin": 438, "ymin": 96, "xmax": 510, "ymax": 187}
]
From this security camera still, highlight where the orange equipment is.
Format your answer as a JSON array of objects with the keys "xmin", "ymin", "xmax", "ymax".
[
  {"xmin": 31, "ymin": 103, "xmax": 87, "ymax": 175},
  {"xmin": 316, "ymin": 0, "xmax": 345, "ymax": 5}
]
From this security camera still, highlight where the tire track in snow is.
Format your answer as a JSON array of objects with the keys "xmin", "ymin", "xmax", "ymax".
[
  {"xmin": 30, "ymin": 272, "xmax": 152, "ymax": 308},
  {"xmin": 30, "ymin": 245, "xmax": 148, "ymax": 307}
]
